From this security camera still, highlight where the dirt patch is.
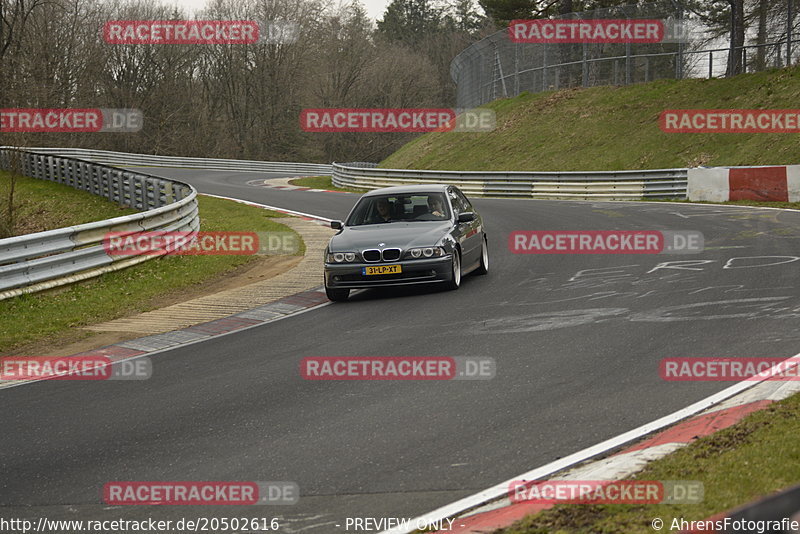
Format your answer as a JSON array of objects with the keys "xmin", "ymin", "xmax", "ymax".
[
  {"xmin": 498, "ymin": 504, "xmax": 607, "ymax": 534},
  {"xmin": 142, "ymin": 254, "xmax": 301, "ymax": 310},
  {"xmin": 2, "ymin": 254, "xmax": 302, "ymax": 357},
  {"xmin": 690, "ymin": 423, "xmax": 768, "ymax": 459}
]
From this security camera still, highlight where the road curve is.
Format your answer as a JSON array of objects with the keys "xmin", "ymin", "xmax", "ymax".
[{"xmin": 2, "ymin": 167, "xmax": 799, "ymax": 532}]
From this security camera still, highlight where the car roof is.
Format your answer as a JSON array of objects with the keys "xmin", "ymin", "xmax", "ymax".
[{"xmin": 361, "ymin": 184, "xmax": 451, "ymax": 197}]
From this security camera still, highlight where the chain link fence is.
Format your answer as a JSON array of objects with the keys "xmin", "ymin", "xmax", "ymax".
[{"xmin": 452, "ymin": 2, "xmax": 799, "ymax": 108}]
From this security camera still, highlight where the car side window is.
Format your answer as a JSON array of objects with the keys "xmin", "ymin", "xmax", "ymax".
[
  {"xmin": 448, "ymin": 188, "xmax": 464, "ymax": 214},
  {"xmin": 454, "ymin": 189, "xmax": 473, "ymax": 212}
]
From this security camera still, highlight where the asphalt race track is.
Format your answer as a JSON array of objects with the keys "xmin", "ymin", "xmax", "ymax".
[{"xmin": 2, "ymin": 167, "xmax": 800, "ymax": 532}]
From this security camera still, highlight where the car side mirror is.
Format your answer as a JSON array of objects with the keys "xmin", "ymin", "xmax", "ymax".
[
  {"xmin": 330, "ymin": 220, "xmax": 343, "ymax": 229},
  {"xmin": 457, "ymin": 212, "xmax": 476, "ymax": 223}
]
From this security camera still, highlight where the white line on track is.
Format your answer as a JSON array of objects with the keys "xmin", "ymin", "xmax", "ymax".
[{"xmin": 201, "ymin": 193, "xmax": 335, "ymax": 222}]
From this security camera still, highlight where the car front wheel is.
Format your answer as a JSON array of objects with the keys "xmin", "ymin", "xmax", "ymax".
[
  {"xmin": 475, "ymin": 237, "xmax": 489, "ymax": 275},
  {"xmin": 325, "ymin": 286, "xmax": 350, "ymax": 302},
  {"xmin": 445, "ymin": 250, "xmax": 461, "ymax": 290}
]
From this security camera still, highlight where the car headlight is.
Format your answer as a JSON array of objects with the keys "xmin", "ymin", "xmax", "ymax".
[
  {"xmin": 327, "ymin": 252, "xmax": 357, "ymax": 263},
  {"xmin": 405, "ymin": 247, "xmax": 445, "ymax": 259}
]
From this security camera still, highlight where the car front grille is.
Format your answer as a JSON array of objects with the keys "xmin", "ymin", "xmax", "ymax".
[
  {"xmin": 382, "ymin": 248, "xmax": 401, "ymax": 261},
  {"xmin": 361, "ymin": 248, "xmax": 402, "ymax": 262},
  {"xmin": 362, "ymin": 249, "xmax": 381, "ymax": 262}
]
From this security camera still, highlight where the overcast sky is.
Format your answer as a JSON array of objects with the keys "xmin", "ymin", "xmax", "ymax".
[{"xmin": 166, "ymin": 0, "xmax": 392, "ymax": 21}]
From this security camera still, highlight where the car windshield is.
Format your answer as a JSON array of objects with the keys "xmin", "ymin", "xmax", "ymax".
[{"xmin": 345, "ymin": 193, "xmax": 450, "ymax": 226}]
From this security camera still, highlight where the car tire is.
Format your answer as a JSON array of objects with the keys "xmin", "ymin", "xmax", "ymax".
[
  {"xmin": 445, "ymin": 249, "xmax": 461, "ymax": 290},
  {"xmin": 475, "ymin": 236, "xmax": 489, "ymax": 275},
  {"xmin": 326, "ymin": 286, "xmax": 350, "ymax": 302}
]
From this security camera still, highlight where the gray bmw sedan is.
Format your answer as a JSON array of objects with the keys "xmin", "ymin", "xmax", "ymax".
[{"xmin": 323, "ymin": 184, "xmax": 488, "ymax": 301}]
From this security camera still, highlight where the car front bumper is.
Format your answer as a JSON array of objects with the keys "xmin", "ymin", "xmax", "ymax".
[{"xmin": 324, "ymin": 256, "xmax": 453, "ymax": 289}]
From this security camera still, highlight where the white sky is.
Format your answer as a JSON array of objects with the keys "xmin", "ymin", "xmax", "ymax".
[{"xmin": 166, "ymin": 0, "xmax": 392, "ymax": 21}]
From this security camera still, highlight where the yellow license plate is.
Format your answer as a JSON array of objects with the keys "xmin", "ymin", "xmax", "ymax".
[{"xmin": 362, "ymin": 265, "xmax": 402, "ymax": 275}]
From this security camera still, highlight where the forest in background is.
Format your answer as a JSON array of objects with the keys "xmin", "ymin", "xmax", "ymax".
[{"xmin": 1, "ymin": 0, "xmax": 797, "ymax": 163}]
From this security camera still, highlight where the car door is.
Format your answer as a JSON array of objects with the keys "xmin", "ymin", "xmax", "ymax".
[
  {"xmin": 448, "ymin": 187, "xmax": 482, "ymax": 266},
  {"xmin": 455, "ymin": 187, "xmax": 484, "ymax": 266}
]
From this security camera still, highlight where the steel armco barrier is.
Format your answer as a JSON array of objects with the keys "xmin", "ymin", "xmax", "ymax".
[
  {"xmin": 22, "ymin": 147, "xmax": 332, "ymax": 176},
  {"xmin": 0, "ymin": 149, "xmax": 200, "ymax": 300},
  {"xmin": 332, "ymin": 162, "xmax": 688, "ymax": 200}
]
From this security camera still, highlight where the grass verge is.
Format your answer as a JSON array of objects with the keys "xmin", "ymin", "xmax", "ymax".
[
  {"xmin": 498, "ymin": 391, "xmax": 800, "ymax": 533},
  {"xmin": 0, "ymin": 172, "xmax": 138, "ymax": 237},
  {"xmin": 381, "ymin": 66, "xmax": 800, "ymax": 171},
  {"xmin": 0, "ymin": 194, "xmax": 304, "ymax": 353},
  {"xmin": 288, "ymin": 175, "xmax": 367, "ymax": 193}
]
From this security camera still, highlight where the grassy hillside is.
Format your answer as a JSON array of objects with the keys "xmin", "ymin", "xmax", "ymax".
[
  {"xmin": 381, "ymin": 66, "xmax": 800, "ymax": 171},
  {"xmin": 0, "ymin": 172, "xmax": 137, "ymax": 237}
]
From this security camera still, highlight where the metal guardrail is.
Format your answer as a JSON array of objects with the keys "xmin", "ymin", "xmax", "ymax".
[
  {"xmin": 0, "ymin": 149, "xmax": 200, "ymax": 300},
  {"xmin": 332, "ymin": 162, "xmax": 688, "ymax": 200},
  {"xmin": 23, "ymin": 147, "xmax": 332, "ymax": 176}
]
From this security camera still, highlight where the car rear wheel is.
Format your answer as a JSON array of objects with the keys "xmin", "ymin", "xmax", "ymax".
[
  {"xmin": 325, "ymin": 286, "xmax": 350, "ymax": 302},
  {"xmin": 445, "ymin": 250, "xmax": 461, "ymax": 290},
  {"xmin": 475, "ymin": 237, "xmax": 489, "ymax": 275}
]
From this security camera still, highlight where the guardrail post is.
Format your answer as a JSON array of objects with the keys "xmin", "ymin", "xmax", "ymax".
[
  {"xmin": 122, "ymin": 171, "xmax": 132, "ymax": 206},
  {"xmin": 35, "ymin": 154, "xmax": 45, "ymax": 179},
  {"xmin": 164, "ymin": 180, "xmax": 175, "ymax": 206},
  {"xmin": 47, "ymin": 156, "xmax": 56, "ymax": 184}
]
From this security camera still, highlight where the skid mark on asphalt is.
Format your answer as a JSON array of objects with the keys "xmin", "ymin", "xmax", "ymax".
[
  {"xmin": 474, "ymin": 308, "xmax": 629, "ymax": 333},
  {"xmin": 469, "ymin": 297, "xmax": 800, "ymax": 333},
  {"xmin": 469, "ymin": 251, "xmax": 800, "ymax": 332}
]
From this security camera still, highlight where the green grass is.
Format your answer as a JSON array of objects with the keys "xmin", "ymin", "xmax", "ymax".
[
  {"xmin": 288, "ymin": 175, "xmax": 367, "ymax": 193},
  {"xmin": 381, "ymin": 66, "xmax": 800, "ymax": 171},
  {"xmin": 0, "ymin": 195, "xmax": 303, "ymax": 352},
  {"xmin": 499, "ymin": 392, "xmax": 800, "ymax": 533},
  {"xmin": 0, "ymin": 172, "xmax": 138, "ymax": 237}
]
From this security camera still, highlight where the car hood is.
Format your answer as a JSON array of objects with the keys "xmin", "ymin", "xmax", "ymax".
[{"xmin": 329, "ymin": 221, "xmax": 453, "ymax": 251}]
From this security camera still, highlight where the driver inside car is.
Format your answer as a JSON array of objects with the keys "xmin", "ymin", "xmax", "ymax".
[
  {"xmin": 371, "ymin": 198, "xmax": 393, "ymax": 223},
  {"xmin": 428, "ymin": 195, "xmax": 446, "ymax": 218}
]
